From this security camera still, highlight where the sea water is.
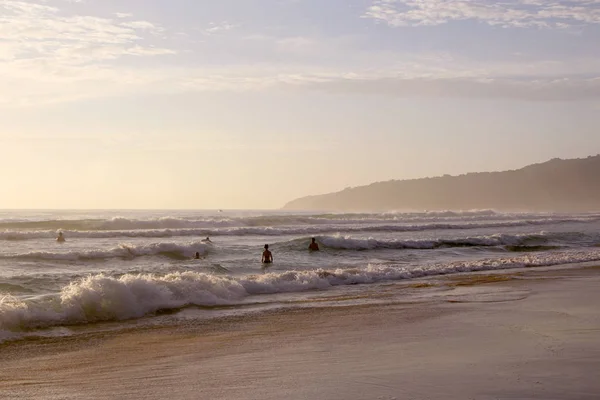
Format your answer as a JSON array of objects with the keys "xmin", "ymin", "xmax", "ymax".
[{"xmin": 2, "ymin": 209, "xmax": 600, "ymax": 343}]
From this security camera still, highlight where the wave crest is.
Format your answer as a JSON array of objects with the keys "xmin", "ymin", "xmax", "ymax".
[
  {"xmin": 2, "ymin": 248, "xmax": 600, "ymax": 335},
  {"xmin": 2, "ymin": 212, "xmax": 600, "ymax": 235},
  {"xmin": 281, "ymin": 231, "xmax": 594, "ymax": 251},
  {"xmin": 3, "ymin": 241, "xmax": 212, "ymax": 261},
  {"xmin": 3, "ymin": 215, "xmax": 600, "ymax": 241}
]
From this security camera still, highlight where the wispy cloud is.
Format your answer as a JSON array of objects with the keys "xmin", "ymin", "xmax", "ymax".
[
  {"xmin": 0, "ymin": 0, "xmax": 172, "ymax": 60},
  {"xmin": 299, "ymin": 75, "xmax": 600, "ymax": 102},
  {"xmin": 203, "ymin": 21, "xmax": 238, "ymax": 35},
  {"xmin": 0, "ymin": 0, "xmax": 176, "ymax": 105},
  {"xmin": 364, "ymin": 0, "xmax": 600, "ymax": 28},
  {"xmin": 1, "ymin": 0, "xmax": 599, "ymax": 106},
  {"xmin": 2, "ymin": 56, "xmax": 600, "ymax": 106}
]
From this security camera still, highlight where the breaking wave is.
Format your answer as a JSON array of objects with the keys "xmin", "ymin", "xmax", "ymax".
[
  {"xmin": 1, "ymin": 212, "xmax": 600, "ymax": 234},
  {"xmin": 3, "ymin": 216, "xmax": 600, "ymax": 241},
  {"xmin": 2, "ymin": 232, "xmax": 594, "ymax": 262},
  {"xmin": 2, "ymin": 248, "xmax": 600, "ymax": 336},
  {"xmin": 1, "ymin": 241, "xmax": 212, "ymax": 262},
  {"xmin": 279, "ymin": 231, "xmax": 596, "ymax": 251}
]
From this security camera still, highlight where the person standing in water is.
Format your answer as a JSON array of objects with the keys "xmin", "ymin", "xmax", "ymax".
[
  {"xmin": 308, "ymin": 237, "xmax": 320, "ymax": 251},
  {"xmin": 56, "ymin": 232, "xmax": 66, "ymax": 243},
  {"xmin": 195, "ymin": 252, "xmax": 201, "ymax": 259},
  {"xmin": 262, "ymin": 244, "xmax": 273, "ymax": 264}
]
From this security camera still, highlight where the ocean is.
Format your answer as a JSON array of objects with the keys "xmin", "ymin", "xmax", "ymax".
[{"xmin": 2, "ymin": 209, "xmax": 600, "ymax": 344}]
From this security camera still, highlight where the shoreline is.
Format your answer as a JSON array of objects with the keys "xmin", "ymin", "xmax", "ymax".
[
  {"xmin": 2, "ymin": 265, "xmax": 600, "ymax": 399},
  {"xmin": 1, "ymin": 264, "xmax": 598, "ymax": 352},
  {"xmin": 0, "ymin": 263, "xmax": 594, "ymax": 350}
]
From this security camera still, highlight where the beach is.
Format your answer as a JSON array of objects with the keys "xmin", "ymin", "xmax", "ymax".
[
  {"xmin": 2, "ymin": 266, "xmax": 599, "ymax": 400},
  {"xmin": 4, "ymin": 0, "xmax": 600, "ymax": 397}
]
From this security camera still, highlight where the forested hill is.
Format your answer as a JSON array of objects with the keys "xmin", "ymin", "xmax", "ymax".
[{"xmin": 283, "ymin": 155, "xmax": 600, "ymax": 212}]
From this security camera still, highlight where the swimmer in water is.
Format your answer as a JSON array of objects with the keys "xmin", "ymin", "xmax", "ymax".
[
  {"xmin": 308, "ymin": 237, "xmax": 320, "ymax": 251},
  {"xmin": 195, "ymin": 252, "xmax": 201, "ymax": 259},
  {"xmin": 56, "ymin": 232, "xmax": 66, "ymax": 243},
  {"xmin": 262, "ymin": 244, "xmax": 273, "ymax": 264},
  {"xmin": 202, "ymin": 237, "xmax": 212, "ymax": 243}
]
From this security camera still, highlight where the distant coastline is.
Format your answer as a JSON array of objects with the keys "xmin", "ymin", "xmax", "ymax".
[{"xmin": 283, "ymin": 155, "xmax": 600, "ymax": 212}]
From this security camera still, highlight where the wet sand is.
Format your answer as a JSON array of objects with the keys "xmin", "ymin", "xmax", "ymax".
[{"xmin": 1, "ymin": 267, "xmax": 600, "ymax": 400}]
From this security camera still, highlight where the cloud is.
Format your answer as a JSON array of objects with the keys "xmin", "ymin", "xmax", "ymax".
[
  {"xmin": 0, "ymin": 0, "xmax": 173, "ymax": 62},
  {"xmin": 0, "ymin": 0, "xmax": 177, "ymax": 105},
  {"xmin": 2, "ymin": 55, "xmax": 600, "ymax": 106},
  {"xmin": 364, "ymin": 0, "xmax": 600, "ymax": 28},
  {"xmin": 203, "ymin": 21, "xmax": 238, "ymax": 35},
  {"xmin": 298, "ymin": 75, "xmax": 600, "ymax": 101},
  {"xmin": 278, "ymin": 55, "xmax": 600, "ymax": 101},
  {"xmin": 121, "ymin": 20, "xmax": 162, "ymax": 31},
  {"xmin": 1, "ymin": 1, "xmax": 598, "ymax": 106}
]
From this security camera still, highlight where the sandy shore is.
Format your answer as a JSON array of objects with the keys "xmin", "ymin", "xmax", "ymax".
[{"xmin": 1, "ymin": 267, "xmax": 600, "ymax": 400}]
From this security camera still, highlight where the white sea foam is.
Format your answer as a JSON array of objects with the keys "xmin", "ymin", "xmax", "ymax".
[
  {"xmin": 0, "ymin": 232, "xmax": 594, "ymax": 262},
  {"xmin": 2, "ymin": 248, "xmax": 600, "ymax": 337},
  {"xmin": 316, "ymin": 234, "xmax": 508, "ymax": 250},
  {"xmin": 2, "ymin": 241, "xmax": 212, "ymax": 261},
  {"xmin": 2, "ymin": 215, "xmax": 599, "ymax": 241},
  {"xmin": 293, "ymin": 231, "xmax": 591, "ymax": 250},
  {"xmin": 1, "ymin": 212, "xmax": 600, "ymax": 234}
]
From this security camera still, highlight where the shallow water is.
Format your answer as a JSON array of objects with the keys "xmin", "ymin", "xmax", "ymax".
[{"xmin": 2, "ymin": 209, "xmax": 600, "ymax": 342}]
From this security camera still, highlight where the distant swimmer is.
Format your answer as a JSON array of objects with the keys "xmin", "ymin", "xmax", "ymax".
[
  {"xmin": 56, "ymin": 232, "xmax": 66, "ymax": 243},
  {"xmin": 195, "ymin": 252, "xmax": 201, "ymax": 259},
  {"xmin": 308, "ymin": 237, "xmax": 320, "ymax": 251},
  {"xmin": 262, "ymin": 244, "xmax": 273, "ymax": 264},
  {"xmin": 202, "ymin": 237, "xmax": 212, "ymax": 243}
]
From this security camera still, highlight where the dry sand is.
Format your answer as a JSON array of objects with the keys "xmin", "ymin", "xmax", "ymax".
[{"xmin": 1, "ymin": 267, "xmax": 599, "ymax": 400}]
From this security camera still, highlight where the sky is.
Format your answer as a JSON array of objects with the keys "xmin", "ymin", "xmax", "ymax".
[{"xmin": 1, "ymin": 0, "xmax": 599, "ymax": 209}]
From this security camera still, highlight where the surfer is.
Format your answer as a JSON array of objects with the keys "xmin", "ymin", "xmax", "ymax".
[
  {"xmin": 56, "ymin": 232, "xmax": 66, "ymax": 243},
  {"xmin": 195, "ymin": 252, "xmax": 201, "ymax": 259},
  {"xmin": 308, "ymin": 237, "xmax": 320, "ymax": 251},
  {"xmin": 262, "ymin": 244, "xmax": 273, "ymax": 264},
  {"xmin": 202, "ymin": 237, "xmax": 212, "ymax": 243}
]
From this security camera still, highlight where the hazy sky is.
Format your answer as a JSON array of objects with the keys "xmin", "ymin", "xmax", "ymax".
[{"xmin": 1, "ymin": 0, "xmax": 599, "ymax": 209}]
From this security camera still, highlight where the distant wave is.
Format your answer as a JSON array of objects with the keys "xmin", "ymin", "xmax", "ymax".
[
  {"xmin": 1, "ymin": 212, "xmax": 599, "ymax": 233},
  {"xmin": 275, "ymin": 231, "xmax": 597, "ymax": 251},
  {"xmin": 2, "ymin": 248, "xmax": 600, "ymax": 336},
  {"xmin": 282, "ymin": 233, "xmax": 548, "ymax": 251},
  {"xmin": 2, "ymin": 232, "xmax": 591, "ymax": 263},
  {"xmin": 0, "ymin": 217, "xmax": 233, "ymax": 231},
  {"xmin": 2, "ymin": 216, "xmax": 600, "ymax": 241},
  {"xmin": 1, "ymin": 241, "xmax": 212, "ymax": 262}
]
